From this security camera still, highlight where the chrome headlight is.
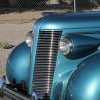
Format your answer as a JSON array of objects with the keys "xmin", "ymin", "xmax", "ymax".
[
  {"xmin": 25, "ymin": 31, "xmax": 33, "ymax": 47},
  {"xmin": 59, "ymin": 37, "xmax": 72, "ymax": 55}
]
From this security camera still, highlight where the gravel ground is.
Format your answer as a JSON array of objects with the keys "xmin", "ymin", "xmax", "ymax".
[
  {"xmin": 0, "ymin": 22, "xmax": 35, "ymax": 99},
  {"xmin": 0, "ymin": 22, "xmax": 35, "ymax": 77}
]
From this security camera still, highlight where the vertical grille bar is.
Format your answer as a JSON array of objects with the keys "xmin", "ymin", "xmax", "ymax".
[{"xmin": 32, "ymin": 31, "xmax": 61, "ymax": 98}]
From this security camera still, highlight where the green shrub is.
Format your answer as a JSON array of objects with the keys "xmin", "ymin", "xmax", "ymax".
[
  {"xmin": 9, "ymin": 0, "xmax": 25, "ymax": 7},
  {"xmin": 9, "ymin": 0, "xmax": 49, "ymax": 7},
  {"xmin": 0, "ymin": 0, "xmax": 9, "ymax": 7},
  {"xmin": 0, "ymin": 41, "xmax": 9, "ymax": 49},
  {"xmin": 71, "ymin": 0, "xmax": 99, "ymax": 9},
  {"xmin": 0, "ymin": 41, "xmax": 15, "ymax": 49},
  {"xmin": 58, "ymin": 0, "xmax": 72, "ymax": 4}
]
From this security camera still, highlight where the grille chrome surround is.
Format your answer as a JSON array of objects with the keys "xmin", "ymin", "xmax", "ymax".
[{"xmin": 32, "ymin": 31, "xmax": 61, "ymax": 98}]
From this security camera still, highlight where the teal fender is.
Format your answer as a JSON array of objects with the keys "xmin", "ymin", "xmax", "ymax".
[
  {"xmin": 53, "ymin": 52, "xmax": 100, "ymax": 100},
  {"xmin": 53, "ymin": 71, "xmax": 73, "ymax": 100},
  {"xmin": 6, "ymin": 42, "xmax": 31, "ymax": 85},
  {"xmin": 66, "ymin": 52, "xmax": 100, "ymax": 100}
]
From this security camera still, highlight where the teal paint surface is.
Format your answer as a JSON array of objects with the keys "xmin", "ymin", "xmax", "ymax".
[{"xmin": 6, "ymin": 11, "xmax": 100, "ymax": 99}]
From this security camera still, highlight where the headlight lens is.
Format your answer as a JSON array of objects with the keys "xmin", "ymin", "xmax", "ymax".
[
  {"xmin": 59, "ymin": 37, "xmax": 72, "ymax": 55},
  {"xmin": 25, "ymin": 31, "xmax": 33, "ymax": 47}
]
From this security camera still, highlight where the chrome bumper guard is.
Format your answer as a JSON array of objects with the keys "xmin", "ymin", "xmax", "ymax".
[
  {"xmin": 3, "ymin": 85, "xmax": 31, "ymax": 100},
  {"xmin": 0, "ymin": 76, "xmax": 31, "ymax": 100}
]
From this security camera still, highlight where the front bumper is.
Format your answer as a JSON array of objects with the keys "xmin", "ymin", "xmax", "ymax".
[
  {"xmin": 1, "ymin": 84, "xmax": 31, "ymax": 100},
  {"xmin": 1, "ymin": 84, "xmax": 50, "ymax": 100}
]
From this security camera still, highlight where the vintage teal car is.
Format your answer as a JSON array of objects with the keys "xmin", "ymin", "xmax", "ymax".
[{"xmin": 0, "ymin": 11, "xmax": 100, "ymax": 100}]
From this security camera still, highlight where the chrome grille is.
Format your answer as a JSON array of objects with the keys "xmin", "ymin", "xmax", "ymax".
[{"xmin": 32, "ymin": 31, "xmax": 61, "ymax": 98}]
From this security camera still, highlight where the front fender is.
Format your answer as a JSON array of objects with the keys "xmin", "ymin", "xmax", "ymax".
[
  {"xmin": 66, "ymin": 52, "xmax": 100, "ymax": 100},
  {"xmin": 53, "ymin": 70, "xmax": 73, "ymax": 100},
  {"xmin": 6, "ymin": 42, "xmax": 31, "ymax": 85}
]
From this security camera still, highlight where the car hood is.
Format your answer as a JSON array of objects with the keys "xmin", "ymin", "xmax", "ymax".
[{"xmin": 39, "ymin": 11, "xmax": 100, "ymax": 30}]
